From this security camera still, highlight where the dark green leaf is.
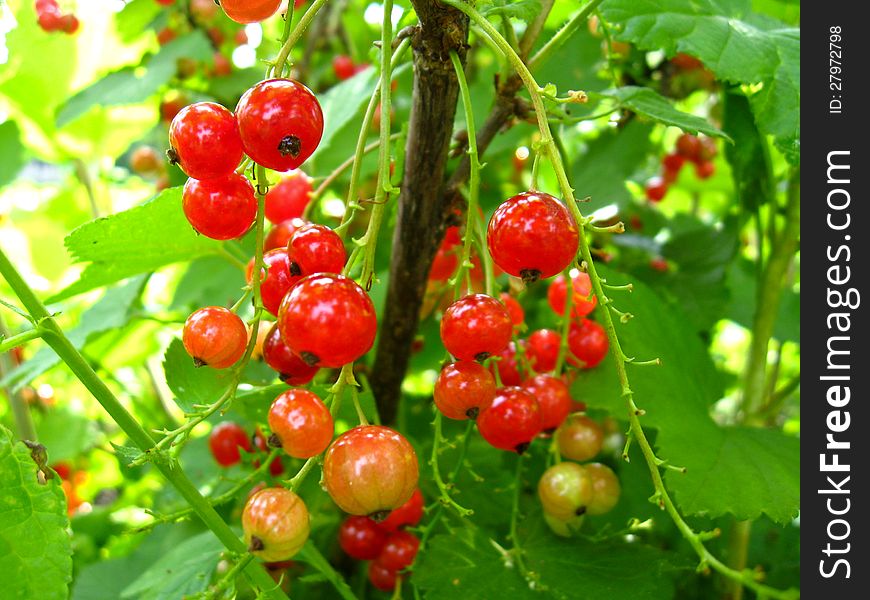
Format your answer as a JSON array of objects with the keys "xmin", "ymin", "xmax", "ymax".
[
  {"xmin": 170, "ymin": 255, "xmax": 246, "ymax": 313},
  {"xmin": 296, "ymin": 543, "xmax": 357, "ymax": 600},
  {"xmin": 35, "ymin": 408, "xmax": 100, "ymax": 463},
  {"xmin": 725, "ymin": 258, "xmax": 800, "ymax": 343},
  {"xmin": 722, "ymin": 89, "xmax": 775, "ymax": 210},
  {"xmin": 0, "ymin": 424, "xmax": 72, "ymax": 600},
  {"xmin": 600, "ymin": 87, "xmax": 728, "ymax": 139},
  {"xmin": 0, "ymin": 120, "xmax": 26, "ymax": 187},
  {"xmin": 163, "ymin": 338, "xmax": 234, "ymax": 414}
]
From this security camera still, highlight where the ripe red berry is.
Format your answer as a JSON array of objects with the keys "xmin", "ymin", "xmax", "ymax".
[
  {"xmin": 649, "ymin": 257, "xmax": 669, "ymax": 272},
  {"xmin": 697, "ymin": 136, "xmax": 718, "ymax": 162},
  {"xmin": 567, "ymin": 319, "xmax": 609, "ymax": 369},
  {"xmin": 662, "ymin": 152, "xmax": 685, "ymax": 175},
  {"xmin": 262, "ymin": 323, "xmax": 319, "ymax": 384},
  {"xmin": 264, "ymin": 218, "xmax": 308, "ymax": 252},
  {"xmin": 379, "ymin": 488, "xmax": 424, "ymax": 532},
  {"xmin": 182, "ymin": 306, "xmax": 248, "ymax": 369},
  {"xmin": 265, "ymin": 171, "xmax": 312, "ymax": 224},
  {"xmin": 59, "ymin": 13, "xmax": 79, "ymax": 34},
  {"xmin": 209, "ymin": 421, "xmax": 253, "ymax": 466},
  {"xmin": 644, "ymin": 178, "xmax": 668, "ymax": 202},
  {"xmin": 160, "ymin": 94, "xmax": 188, "ymax": 123},
  {"xmin": 182, "ymin": 174, "xmax": 257, "ymax": 240},
  {"xmin": 247, "ymin": 248, "xmax": 300, "ymax": 316},
  {"xmin": 675, "ymin": 133, "xmax": 701, "ymax": 160},
  {"xmin": 278, "ymin": 274, "xmax": 377, "ymax": 368},
  {"xmin": 220, "ymin": 0, "xmax": 281, "ymax": 24},
  {"xmin": 268, "ymin": 388, "xmax": 333, "ymax": 459},
  {"xmin": 375, "ymin": 530, "xmax": 420, "ymax": 571},
  {"xmin": 339, "ymin": 516, "xmax": 388, "ymax": 560},
  {"xmin": 487, "ymin": 191, "xmax": 579, "ymax": 283},
  {"xmin": 547, "ymin": 270, "xmax": 597, "ymax": 319},
  {"xmin": 428, "ymin": 232, "xmax": 460, "ymax": 282},
  {"xmin": 670, "ymin": 52, "xmax": 704, "ymax": 71},
  {"xmin": 130, "ymin": 146, "xmax": 163, "ymax": 177},
  {"xmin": 526, "ymin": 329, "xmax": 561, "ymax": 373},
  {"xmin": 332, "ymin": 55, "xmax": 356, "ymax": 81},
  {"xmin": 211, "ymin": 52, "xmax": 232, "ymax": 77},
  {"xmin": 368, "ymin": 561, "xmax": 399, "ymax": 592},
  {"xmin": 433, "ymin": 362, "xmax": 496, "ymax": 420},
  {"xmin": 168, "ymin": 102, "xmax": 243, "ymax": 180},
  {"xmin": 476, "ymin": 387, "xmax": 542, "ymax": 453},
  {"xmin": 694, "ymin": 160, "xmax": 715, "ymax": 179},
  {"xmin": 489, "ymin": 340, "xmax": 524, "ymax": 386},
  {"xmin": 287, "ymin": 224, "xmax": 346, "ymax": 276},
  {"xmin": 440, "ymin": 294, "xmax": 512, "ymax": 362},
  {"xmin": 243, "ymin": 487, "xmax": 310, "ymax": 561},
  {"xmin": 557, "ymin": 415, "xmax": 604, "ymax": 462},
  {"xmin": 236, "ymin": 79, "xmax": 324, "ymax": 171},
  {"xmin": 522, "ymin": 374, "xmax": 572, "ymax": 432},
  {"xmin": 323, "ymin": 425, "xmax": 418, "ymax": 516},
  {"xmin": 499, "ymin": 293, "xmax": 525, "ymax": 328}
]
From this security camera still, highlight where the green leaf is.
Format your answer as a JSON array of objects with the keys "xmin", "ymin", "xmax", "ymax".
[
  {"xmin": 722, "ymin": 89, "xmax": 775, "ymax": 210},
  {"xmin": 35, "ymin": 408, "xmax": 100, "ymax": 464},
  {"xmin": 120, "ymin": 530, "xmax": 222, "ymax": 600},
  {"xmin": 725, "ymin": 258, "xmax": 800, "ymax": 343},
  {"xmin": 2, "ymin": 277, "xmax": 148, "ymax": 391},
  {"xmin": 296, "ymin": 543, "xmax": 357, "ymax": 600},
  {"xmin": 110, "ymin": 443, "xmax": 143, "ymax": 467},
  {"xmin": 56, "ymin": 32, "xmax": 213, "ymax": 127},
  {"xmin": 479, "ymin": 0, "xmax": 543, "ymax": 21},
  {"xmin": 115, "ymin": 0, "xmax": 162, "ymax": 43},
  {"xmin": 0, "ymin": 121, "xmax": 26, "ymax": 187},
  {"xmin": 163, "ymin": 338, "xmax": 234, "ymax": 414},
  {"xmin": 600, "ymin": 0, "xmax": 799, "ymax": 154},
  {"xmin": 0, "ymin": 425, "xmax": 72, "ymax": 600},
  {"xmin": 48, "ymin": 188, "xmax": 223, "ymax": 302},
  {"xmin": 571, "ymin": 120, "xmax": 653, "ymax": 210},
  {"xmin": 599, "ymin": 86, "xmax": 728, "ymax": 139},
  {"xmin": 574, "ymin": 266, "xmax": 799, "ymax": 523},
  {"xmin": 170, "ymin": 255, "xmax": 246, "ymax": 312}
]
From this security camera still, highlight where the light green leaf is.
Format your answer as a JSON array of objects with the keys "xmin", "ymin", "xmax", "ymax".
[
  {"xmin": 163, "ymin": 338, "xmax": 234, "ymax": 414},
  {"xmin": 479, "ymin": 0, "xmax": 543, "ymax": 21},
  {"xmin": 0, "ymin": 425, "xmax": 72, "ymax": 600},
  {"xmin": 48, "ymin": 188, "xmax": 223, "ymax": 302},
  {"xmin": 115, "ymin": 0, "xmax": 163, "ymax": 43},
  {"xmin": 35, "ymin": 409, "xmax": 100, "ymax": 464},
  {"xmin": 599, "ymin": 86, "xmax": 728, "ymax": 139},
  {"xmin": 0, "ymin": 121, "xmax": 26, "ymax": 187},
  {"xmin": 725, "ymin": 258, "xmax": 800, "ymax": 344}
]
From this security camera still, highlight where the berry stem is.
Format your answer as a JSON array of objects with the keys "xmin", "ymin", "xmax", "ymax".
[
  {"xmin": 429, "ymin": 411, "xmax": 474, "ymax": 517},
  {"xmin": 271, "ymin": 0, "xmax": 329, "ymax": 78},
  {"xmin": 436, "ymin": 3, "xmax": 798, "ymax": 598},
  {"xmin": 508, "ymin": 452, "xmax": 532, "ymax": 581},
  {"xmin": 0, "ymin": 326, "xmax": 42, "ymax": 354}
]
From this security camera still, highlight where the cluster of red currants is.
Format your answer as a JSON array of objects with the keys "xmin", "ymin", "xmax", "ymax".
[
  {"xmin": 434, "ymin": 191, "xmax": 610, "ymax": 454},
  {"xmin": 339, "ymin": 489, "xmax": 424, "ymax": 591},
  {"xmin": 538, "ymin": 415, "xmax": 621, "ymax": 535},
  {"xmin": 208, "ymin": 421, "xmax": 284, "ymax": 475},
  {"xmin": 645, "ymin": 133, "xmax": 718, "ymax": 202},
  {"xmin": 35, "ymin": 0, "xmax": 79, "ymax": 34},
  {"xmin": 50, "ymin": 461, "xmax": 87, "ymax": 516}
]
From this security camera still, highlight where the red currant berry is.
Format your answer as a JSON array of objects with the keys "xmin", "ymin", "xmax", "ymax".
[
  {"xmin": 130, "ymin": 146, "xmax": 162, "ymax": 177},
  {"xmin": 429, "ymin": 231, "xmax": 460, "ymax": 282},
  {"xmin": 675, "ymin": 133, "xmax": 701, "ymax": 160},
  {"xmin": 332, "ymin": 55, "xmax": 356, "ymax": 81},
  {"xmin": 277, "ymin": 274, "xmax": 377, "ymax": 368},
  {"xmin": 168, "ymin": 102, "xmax": 243, "ymax": 180},
  {"xmin": 182, "ymin": 306, "xmax": 248, "ymax": 369},
  {"xmin": 160, "ymin": 94, "xmax": 188, "ymax": 123},
  {"xmin": 476, "ymin": 387, "xmax": 542, "ymax": 453},
  {"xmin": 236, "ymin": 79, "xmax": 324, "ymax": 171},
  {"xmin": 649, "ymin": 257, "xmax": 669, "ymax": 272},
  {"xmin": 265, "ymin": 171, "xmax": 312, "ymax": 224},
  {"xmin": 567, "ymin": 319, "xmax": 609, "ymax": 369},
  {"xmin": 697, "ymin": 136, "xmax": 718, "ymax": 161},
  {"xmin": 499, "ymin": 293, "xmax": 525, "ymax": 328},
  {"xmin": 262, "ymin": 323, "xmax": 319, "ymax": 384},
  {"xmin": 434, "ymin": 361, "xmax": 496, "ymax": 420},
  {"xmin": 556, "ymin": 415, "xmax": 603, "ymax": 462},
  {"xmin": 323, "ymin": 425, "xmax": 418, "ymax": 516},
  {"xmin": 489, "ymin": 340, "xmax": 525, "ymax": 387},
  {"xmin": 538, "ymin": 462, "xmax": 594, "ymax": 520},
  {"xmin": 671, "ymin": 52, "xmax": 704, "ymax": 70},
  {"xmin": 379, "ymin": 488, "xmax": 424, "ymax": 532},
  {"xmin": 182, "ymin": 173, "xmax": 257, "ymax": 240},
  {"xmin": 247, "ymin": 248, "xmax": 300, "ymax": 317},
  {"xmin": 220, "ymin": 0, "xmax": 281, "ymax": 24},
  {"xmin": 209, "ymin": 421, "xmax": 253, "ymax": 466},
  {"xmin": 59, "ymin": 13, "xmax": 79, "ymax": 34},
  {"xmin": 644, "ymin": 178, "xmax": 668, "ymax": 202},
  {"xmin": 522, "ymin": 374, "xmax": 572, "ymax": 432},
  {"xmin": 440, "ymin": 294, "xmax": 512, "ymax": 362},
  {"xmin": 243, "ymin": 487, "xmax": 310, "ymax": 561},
  {"xmin": 287, "ymin": 223, "xmax": 346, "ymax": 276},
  {"xmin": 338, "ymin": 516, "xmax": 388, "ymax": 560},
  {"xmin": 264, "ymin": 217, "xmax": 308, "ymax": 252},
  {"xmin": 487, "ymin": 191, "xmax": 579, "ymax": 283},
  {"xmin": 695, "ymin": 160, "xmax": 715, "ymax": 179},
  {"xmin": 211, "ymin": 52, "xmax": 232, "ymax": 77},
  {"xmin": 268, "ymin": 388, "xmax": 334, "ymax": 459},
  {"xmin": 51, "ymin": 461, "xmax": 73, "ymax": 481},
  {"xmin": 547, "ymin": 270, "xmax": 597, "ymax": 319},
  {"xmin": 375, "ymin": 530, "xmax": 420, "ymax": 571},
  {"xmin": 156, "ymin": 26, "xmax": 176, "ymax": 45},
  {"xmin": 585, "ymin": 462, "xmax": 621, "ymax": 515},
  {"xmin": 37, "ymin": 5, "xmax": 63, "ymax": 32},
  {"xmin": 526, "ymin": 329, "xmax": 561, "ymax": 373},
  {"xmin": 662, "ymin": 152, "xmax": 685, "ymax": 175},
  {"xmin": 368, "ymin": 561, "xmax": 399, "ymax": 592},
  {"xmin": 190, "ymin": 0, "xmax": 219, "ymax": 21}
]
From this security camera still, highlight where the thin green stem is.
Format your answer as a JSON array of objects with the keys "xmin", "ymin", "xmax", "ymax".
[
  {"xmin": 271, "ymin": 0, "xmax": 329, "ymax": 78},
  {"xmin": 0, "ymin": 327, "xmax": 42, "ymax": 354},
  {"xmin": 0, "ymin": 315, "xmax": 37, "ymax": 442},
  {"xmin": 527, "ymin": 0, "xmax": 605, "ymax": 70},
  {"xmin": 430, "ymin": 412, "xmax": 474, "ymax": 517},
  {"xmin": 508, "ymin": 453, "xmax": 531, "ymax": 580}
]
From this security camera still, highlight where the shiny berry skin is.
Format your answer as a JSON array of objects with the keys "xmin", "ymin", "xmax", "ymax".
[
  {"xmin": 323, "ymin": 425, "xmax": 418, "ymax": 516},
  {"xmin": 248, "ymin": 249, "xmax": 300, "ymax": 317},
  {"xmin": 267, "ymin": 389, "xmax": 334, "ymax": 459},
  {"xmin": 265, "ymin": 171, "xmax": 312, "ymax": 224},
  {"xmin": 428, "ymin": 233, "xmax": 460, "ymax": 282},
  {"xmin": 287, "ymin": 224, "xmax": 346, "ymax": 276},
  {"xmin": 499, "ymin": 293, "xmax": 525, "ymax": 328},
  {"xmin": 644, "ymin": 178, "xmax": 668, "ymax": 202},
  {"xmin": 567, "ymin": 319, "xmax": 609, "ymax": 368},
  {"xmin": 277, "ymin": 274, "xmax": 377, "ymax": 368},
  {"xmin": 547, "ymin": 270, "xmax": 597, "ymax": 319},
  {"xmin": 220, "ymin": 0, "xmax": 281, "ymax": 23},
  {"xmin": 168, "ymin": 102, "xmax": 243, "ymax": 180},
  {"xmin": 265, "ymin": 218, "xmax": 307, "ymax": 252},
  {"xmin": 209, "ymin": 421, "xmax": 253, "ymax": 466},
  {"xmin": 243, "ymin": 487, "xmax": 310, "ymax": 561},
  {"xmin": 338, "ymin": 516, "xmax": 388, "ymax": 560},
  {"xmin": 433, "ymin": 362, "xmax": 496, "ymax": 420},
  {"xmin": 379, "ymin": 488, "xmax": 424, "ymax": 532},
  {"xmin": 526, "ymin": 329, "xmax": 560, "ymax": 373},
  {"xmin": 368, "ymin": 561, "xmax": 398, "ymax": 592},
  {"xmin": 236, "ymin": 79, "xmax": 324, "ymax": 171},
  {"xmin": 585, "ymin": 463, "xmax": 621, "ymax": 515},
  {"xmin": 182, "ymin": 174, "xmax": 257, "ymax": 240},
  {"xmin": 332, "ymin": 55, "xmax": 356, "ymax": 80},
  {"xmin": 489, "ymin": 340, "xmax": 524, "ymax": 386},
  {"xmin": 522, "ymin": 374, "xmax": 572, "ymax": 432},
  {"xmin": 262, "ymin": 323, "xmax": 319, "ymax": 384},
  {"xmin": 675, "ymin": 133, "xmax": 701, "ymax": 160},
  {"xmin": 556, "ymin": 415, "xmax": 603, "ymax": 462},
  {"xmin": 695, "ymin": 160, "xmax": 715, "ymax": 179},
  {"xmin": 440, "ymin": 294, "xmax": 512, "ymax": 361},
  {"xmin": 375, "ymin": 530, "xmax": 420, "ymax": 571},
  {"xmin": 487, "ymin": 191, "xmax": 579, "ymax": 282},
  {"xmin": 182, "ymin": 306, "xmax": 248, "ymax": 369},
  {"xmin": 537, "ymin": 462, "xmax": 594, "ymax": 521},
  {"xmin": 476, "ymin": 387, "xmax": 542, "ymax": 453}
]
